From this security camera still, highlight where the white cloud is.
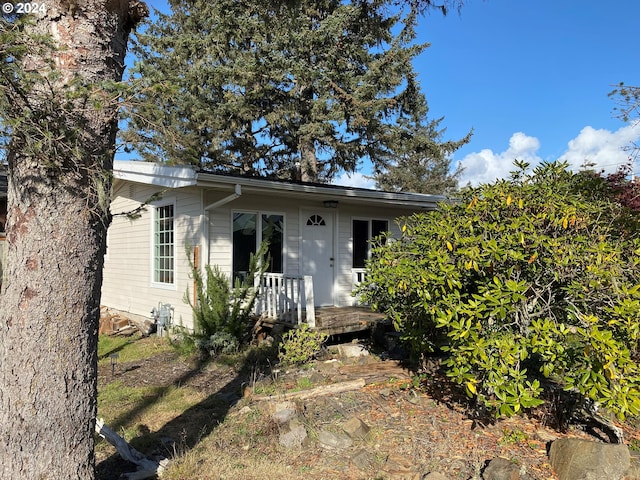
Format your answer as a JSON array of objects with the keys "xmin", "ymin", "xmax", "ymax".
[
  {"xmin": 457, "ymin": 132, "xmax": 543, "ymax": 186},
  {"xmin": 560, "ymin": 124, "xmax": 639, "ymax": 174},
  {"xmin": 456, "ymin": 124, "xmax": 640, "ymax": 187},
  {"xmin": 332, "ymin": 171, "xmax": 376, "ymax": 189}
]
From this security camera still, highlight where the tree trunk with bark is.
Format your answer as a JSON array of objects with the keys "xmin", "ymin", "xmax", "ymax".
[
  {"xmin": 0, "ymin": 2, "xmax": 147, "ymax": 479},
  {"xmin": 299, "ymin": 136, "xmax": 319, "ymax": 183}
]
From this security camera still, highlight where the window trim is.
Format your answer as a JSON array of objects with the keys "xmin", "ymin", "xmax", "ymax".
[
  {"xmin": 150, "ymin": 198, "xmax": 177, "ymax": 290},
  {"xmin": 351, "ymin": 217, "xmax": 389, "ymax": 268}
]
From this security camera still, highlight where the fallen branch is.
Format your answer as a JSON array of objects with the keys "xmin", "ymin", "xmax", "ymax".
[
  {"xmin": 95, "ymin": 418, "xmax": 170, "ymax": 479},
  {"xmin": 251, "ymin": 378, "xmax": 366, "ymax": 402}
]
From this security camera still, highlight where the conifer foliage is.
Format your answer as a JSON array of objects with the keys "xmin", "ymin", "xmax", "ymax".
[{"xmin": 123, "ymin": 0, "xmax": 468, "ymax": 184}]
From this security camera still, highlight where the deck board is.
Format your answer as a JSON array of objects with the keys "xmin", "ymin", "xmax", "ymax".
[
  {"xmin": 256, "ymin": 306, "xmax": 387, "ymax": 336},
  {"xmin": 313, "ymin": 306, "xmax": 386, "ymax": 335}
]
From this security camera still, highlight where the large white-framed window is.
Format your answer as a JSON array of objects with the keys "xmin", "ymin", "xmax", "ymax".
[
  {"xmin": 352, "ymin": 218, "xmax": 388, "ymax": 268},
  {"xmin": 232, "ymin": 211, "xmax": 284, "ymax": 282},
  {"xmin": 152, "ymin": 201, "xmax": 176, "ymax": 288}
]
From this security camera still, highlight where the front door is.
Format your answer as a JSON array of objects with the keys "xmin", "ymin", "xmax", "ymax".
[{"xmin": 302, "ymin": 211, "xmax": 334, "ymax": 306}]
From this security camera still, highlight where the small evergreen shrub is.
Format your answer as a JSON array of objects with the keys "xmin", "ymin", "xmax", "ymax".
[{"xmin": 183, "ymin": 242, "xmax": 268, "ymax": 355}]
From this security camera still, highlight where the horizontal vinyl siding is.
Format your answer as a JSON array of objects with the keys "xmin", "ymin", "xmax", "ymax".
[
  {"xmin": 334, "ymin": 205, "xmax": 419, "ymax": 307},
  {"xmin": 206, "ymin": 195, "xmax": 302, "ymax": 279},
  {"xmin": 102, "ymin": 182, "xmax": 202, "ymax": 330}
]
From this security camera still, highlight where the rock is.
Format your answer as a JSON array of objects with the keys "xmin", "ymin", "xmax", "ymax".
[
  {"xmin": 351, "ymin": 448, "xmax": 377, "ymax": 471},
  {"xmin": 237, "ymin": 406, "xmax": 253, "ymax": 416},
  {"xmin": 423, "ymin": 473, "xmax": 448, "ymax": 480},
  {"xmin": 272, "ymin": 401, "xmax": 297, "ymax": 424},
  {"xmin": 534, "ymin": 429, "xmax": 558, "ymax": 443},
  {"xmin": 548, "ymin": 438, "xmax": 630, "ymax": 480},
  {"xmin": 336, "ymin": 343, "xmax": 370, "ymax": 358},
  {"xmin": 318, "ymin": 429, "xmax": 353, "ymax": 449},
  {"xmin": 625, "ymin": 452, "xmax": 640, "ymax": 480},
  {"xmin": 378, "ymin": 388, "xmax": 392, "ymax": 398},
  {"xmin": 279, "ymin": 425, "xmax": 308, "ymax": 449},
  {"xmin": 342, "ymin": 417, "xmax": 370, "ymax": 440},
  {"xmin": 380, "ymin": 453, "xmax": 420, "ymax": 479},
  {"xmin": 483, "ymin": 457, "xmax": 525, "ymax": 480},
  {"xmin": 309, "ymin": 371, "xmax": 326, "ymax": 384}
]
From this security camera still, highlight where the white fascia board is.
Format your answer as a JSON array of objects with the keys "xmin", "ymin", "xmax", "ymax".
[
  {"xmin": 113, "ymin": 160, "xmax": 197, "ymax": 188},
  {"xmin": 195, "ymin": 172, "xmax": 445, "ymax": 209}
]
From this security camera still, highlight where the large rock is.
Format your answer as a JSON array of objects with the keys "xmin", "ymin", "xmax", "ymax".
[
  {"xmin": 351, "ymin": 449, "xmax": 376, "ymax": 471},
  {"xmin": 318, "ymin": 429, "xmax": 353, "ymax": 449},
  {"xmin": 271, "ymin": 401, "xmax": 297, "ymax": 425},
  {"xmin": 342, "ymin": 416, "xmax": 370, "ymax": 440},
  {"xmin": 483, "ymin": 457, "xmax": 525, "ymax": 480},
  {"xmin": 279, "ymin": 425, "xmax": 308, "ymax": 449},
  {"xmin": 549, "ymin": 438, "xmax": 630, "ymax": 480}
]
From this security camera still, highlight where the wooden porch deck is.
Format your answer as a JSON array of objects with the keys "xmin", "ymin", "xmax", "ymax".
[
  {"xmin": 257, "ymin": 306, "xmax": 387, "ymax": 336},
  {"xmin": 313, "ymin": 306, "xmax": 387, "ymax": 335}
]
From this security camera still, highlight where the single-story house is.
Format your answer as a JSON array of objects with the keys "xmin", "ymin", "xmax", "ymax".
[{"xmin": 101, "ymin": 160, "xmax": 444, "ymax": 332}]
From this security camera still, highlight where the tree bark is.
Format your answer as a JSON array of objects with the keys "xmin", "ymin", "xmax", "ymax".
[
  {"xmin": 299, "ymin": 136, "xmax": 319, "ymax": 183},
  {"xmin": 0, "ymin": 2, "xmax": 147, "ymax": 479}
]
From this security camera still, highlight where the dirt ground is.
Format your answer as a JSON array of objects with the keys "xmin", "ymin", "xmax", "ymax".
[{"xmin": 95, "ymin": 333, "xmax": 640, "ymax": 479}]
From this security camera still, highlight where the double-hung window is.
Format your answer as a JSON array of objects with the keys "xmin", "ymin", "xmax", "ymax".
[
  {"xmin": 233, "ymin": 212, "xmax": 284, "ymax": 282},
  {"xmin": 153, "ymin": 203, "xmax": 175, "ymax": 286},
  {"xmin": 352, "ymin": 219, "xmax": 388, "ymax": 268}
]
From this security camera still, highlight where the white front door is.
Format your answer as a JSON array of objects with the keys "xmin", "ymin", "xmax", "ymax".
[{"xmin": 302, "ymin": 211, "xmax": 334, "ymax": 306}]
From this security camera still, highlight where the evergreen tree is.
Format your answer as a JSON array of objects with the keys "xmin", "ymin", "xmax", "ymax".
[
  {"xmin": 373, "ymin": 114, "xmax": 470, "ymax": 194},
  {"xmin": 122, "ymin": 0, "xmax": 468, "ymax": 183},
  {"xmin": 0, "ymin": 3, "xmax": 146, "ymax": 478}
]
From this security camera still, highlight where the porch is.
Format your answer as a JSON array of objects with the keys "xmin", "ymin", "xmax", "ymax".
[{"xmin": 253, "ymin": 270, "xmax": 385, "ymax": 335}]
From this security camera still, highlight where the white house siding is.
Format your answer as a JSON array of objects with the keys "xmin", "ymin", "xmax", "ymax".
[
  {"xmin": 335, "ymin": 204, "xmax": 422, "ymax": 307},
  {"xmin": 102, "ymin": 181, "xmax": 203, "ymax": 330},
  {"xmin": 205, "ymin": 194, "xmax": 425, "ymax": 309},
  {"xmin": 103, "ymin": 173, "xmax": 438, "ymax": 329},
  {"xmin": 205, "ymin": 193, "xmax": 303, "ymax": 279}
]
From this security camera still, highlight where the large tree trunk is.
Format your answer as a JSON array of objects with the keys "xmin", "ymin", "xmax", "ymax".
[
  {"xmin": 299, "ymin": 136, "xmax": 319, "ymax": 182},
  {"xmin": 0, "ymin": 2, "xmax": 146, "ymax": 479}
]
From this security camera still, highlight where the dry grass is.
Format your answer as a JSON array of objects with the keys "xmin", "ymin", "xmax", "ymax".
[{"xmin": 98, "ymin": 334, "xmax": 640, "ymax": 480}]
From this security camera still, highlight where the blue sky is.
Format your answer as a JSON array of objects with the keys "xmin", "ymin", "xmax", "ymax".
[
  {"xmin": 338, "ymin": 0, "xmax": 640, "ymax": 188},
  {"xmin": 132, "ymin": 0, "xmax": 640, "ymax": 189}
]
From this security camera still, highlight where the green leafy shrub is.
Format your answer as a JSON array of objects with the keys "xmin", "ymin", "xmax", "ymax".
[
  {"xmin": 279, "ymin": 324, "xmax": 328, "ymax": 366},
  {"xmin": 184, "ymin": 242, "xmax": 268, "ymax": 354},
  {"xmin": 359, "ymin": 161, "xmax": 640, "ymax": 419}
]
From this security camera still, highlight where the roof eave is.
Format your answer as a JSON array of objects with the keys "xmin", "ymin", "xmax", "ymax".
[{"xmin": 195, "ymin": 172, "xmax": 444, "ymax": 209}]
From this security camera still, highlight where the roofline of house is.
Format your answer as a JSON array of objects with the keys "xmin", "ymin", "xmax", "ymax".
[{"xmin": 113, "ymin": 160, "xmax": 445, "ymax": 209}]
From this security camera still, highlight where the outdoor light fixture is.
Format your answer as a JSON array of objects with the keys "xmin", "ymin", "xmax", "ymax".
[
  {"xmin": 110, "ymin": 353, "xmax": 119, "ymax": 376},
  {"xmin": 323, "ymin": 200, "xmax": 338, "ymax": 209}
]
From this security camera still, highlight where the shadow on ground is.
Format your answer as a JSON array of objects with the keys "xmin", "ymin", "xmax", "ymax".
[{"xmin": 95, "ymin": 343, "xmax": 278, "ymax": 480}]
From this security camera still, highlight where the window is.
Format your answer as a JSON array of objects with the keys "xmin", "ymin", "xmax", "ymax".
[
  {"xmin": 233, "ymin": 212, "xmax": 284, "ymax": 281},
  {"xmin": 153, "ymin": 204, "xmax": 175, "ymax": 285},
  {"xmin": 352, "ymin": 219, "xmax": 388, "ymax": 268}
]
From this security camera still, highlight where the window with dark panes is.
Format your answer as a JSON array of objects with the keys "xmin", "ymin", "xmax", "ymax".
[
  {"xmin": 233, "ymin": 211, "xmax": 284, "ymax": 282},
  {"xmin": 352, "ymin": 219, "xmax": 388, "ymax": 268}
]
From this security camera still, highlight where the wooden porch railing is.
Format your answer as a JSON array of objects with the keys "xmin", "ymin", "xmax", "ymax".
[
  {"xmin": 352, "ymin": 268, "xmax": 367, "ymax": 305},
  {"xmin": 253, "ymin": 273, "xmax": 316, "ymax": 327}
]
